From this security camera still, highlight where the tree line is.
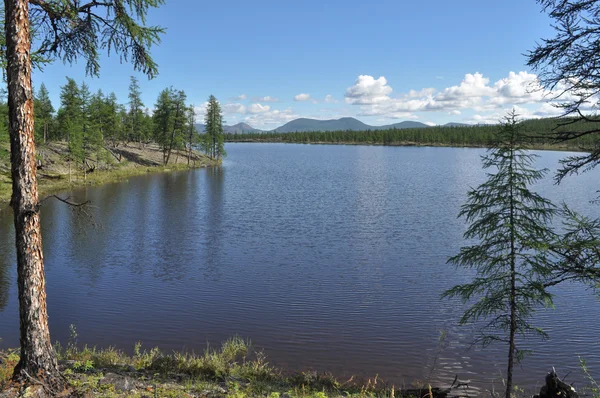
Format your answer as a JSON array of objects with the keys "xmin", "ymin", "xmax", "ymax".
[
  {"xmin": 0, "ymin": 77, "xmax": 226, "ymax": 170},
  {"xmin": 224, "ymin": 117, "xmax": 599, "ymax": 150}
]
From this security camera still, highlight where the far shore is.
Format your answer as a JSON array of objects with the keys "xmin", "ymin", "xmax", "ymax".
[{"xmin": 225, "ymin": 138, "xmax": 591, "ymax": 153}]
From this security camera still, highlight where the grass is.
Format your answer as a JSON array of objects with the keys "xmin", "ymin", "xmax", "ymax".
[{"xmin": 0, "ymin": 336, "xmax": 451, "ymax": 397}]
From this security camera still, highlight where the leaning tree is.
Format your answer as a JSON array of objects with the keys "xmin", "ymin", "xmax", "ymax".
[{"xmin": 3, "ymin": 0, "xmax": 163, "ymax": 394}]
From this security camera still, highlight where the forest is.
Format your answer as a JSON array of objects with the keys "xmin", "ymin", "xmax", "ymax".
[
  {"xmin": 224, "ymin": 118, "xmax": 598, "ymax": 150},
  {"xmin": 0, "ymin": 77, "xmax": 225, "ymax": 171}
]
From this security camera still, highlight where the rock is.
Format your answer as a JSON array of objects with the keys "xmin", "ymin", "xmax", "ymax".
[
  {"xmin": 535, "ymin": 369, "xmax": 578, "ymax": 398},
  {"xmin": 97, "ymin": 372, "xmax": 137, "ymax": 392}
]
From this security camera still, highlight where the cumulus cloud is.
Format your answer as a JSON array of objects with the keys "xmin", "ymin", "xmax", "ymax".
[
  {"xmin": 466, "ymin": 105, "xmax": 540, "ymax": 125},
  {"xmin": 344, "ymin": 71, "xmax": 589, "ymax": 120},
  {"xmin": 222, "ymin": 103, "xmax": 246, "ymax": 114},
  {"xmin": 236, "ymin": 94, "xmax": 247, "ymax": 100},
  {"xmin": 345, "ymin": 75, "xmax": 392, "ymax": 105},
  {"xmin": 244, "ymin": 108, "xmax": 298, "ymax": 128},
  {"xmin": 254, "ymin": 95, "xmax": 279, "ymax": 102},
  {"xmin": 424, "ymin": 121, "xmax": 436, "ymax": 126},
  {"xmin": 248, "ymin": 103, "xmax": 271, "ymax": 113},
  {"xmin": 294, "ymin": 93, "xmax": 312, "ymax": 101},
  {"xmin": 325, "ymin": 94, "xmax": 338, "ymax": 103},
  {"xmin": 194, "ymin": 102, "xmax": 209, "ymax": 118},
  {"xmin": 222, "ymin": 102, "xmax": 272, "ymax": 115}
]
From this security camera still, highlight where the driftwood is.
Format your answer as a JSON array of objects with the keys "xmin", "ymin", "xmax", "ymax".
[{"xmin": 535, "ymin": 368, "xmax": 578, "ymax": 398}]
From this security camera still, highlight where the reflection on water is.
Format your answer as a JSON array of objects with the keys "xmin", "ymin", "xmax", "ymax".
[{"xmin": 0, "ymin": 143, "xmax": 599, "ymax": 393}]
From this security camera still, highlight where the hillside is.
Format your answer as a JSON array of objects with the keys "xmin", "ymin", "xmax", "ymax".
[
  {"xmin": 195, "ymin": 123, "xmax": 263, "ymax": 134},
  {"xmin": 274, "ymin": 117, "xmax": 433, "ymax": 133},
  {"xmin": 0, "ymin": 142, "xmax": 218, "ymax": 203}
]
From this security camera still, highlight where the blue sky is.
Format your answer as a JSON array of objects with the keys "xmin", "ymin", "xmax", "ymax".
[{"xmin": 32, "ymin": 0, "xmax": 558, "ymax": 129}]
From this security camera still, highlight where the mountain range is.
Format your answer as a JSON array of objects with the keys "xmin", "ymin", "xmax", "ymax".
[{"xmin": 195, "ymin": 117, "xmax": 470, "ymax": 134}]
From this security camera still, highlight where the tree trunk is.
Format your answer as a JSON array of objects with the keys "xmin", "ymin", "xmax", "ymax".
[{"xmin": 5, "ymin": 0, "xmax": 66, "ymax": 393}]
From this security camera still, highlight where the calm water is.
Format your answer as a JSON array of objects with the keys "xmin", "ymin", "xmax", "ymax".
[{"xmin": 0, "ymin": 143, "xmax": 599, "ymax": 393}]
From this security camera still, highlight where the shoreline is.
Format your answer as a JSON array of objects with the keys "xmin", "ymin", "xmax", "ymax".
[
  {"xmin": 0, "ymin": 338, "xmax": 455, "ymax": 398},
  {"xmin": 224, "ymin": 139, "xmax": 592, "ymax": 153},
  {"xmin": 0, "ymin": 142, "xmax": 221, "ymax": 205}
]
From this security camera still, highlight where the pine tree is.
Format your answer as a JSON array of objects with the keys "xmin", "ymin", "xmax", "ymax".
[
  {"xmin": 186, "ymin": 105, "xmax": 198, "ymax": 166},
  {"xmin": 128, "ymin": 76, "xmax": 145, "ymax": 146},
  {"xmin": 204, "ymin": 95, "xmax": 225, "ymax": 159},
  {"xmin": 34, "ymin": 83, "xmax": 54, "ymax": 144},
  {"xmin": 442, "ymin": 111, "xmax": 557, "ymax": 398},
  {"xmin": 153, "ymin": 87, "xmax": 174, "ymax": 163}
]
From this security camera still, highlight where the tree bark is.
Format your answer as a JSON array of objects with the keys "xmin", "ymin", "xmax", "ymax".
[{"xmin": 5, "ymin": 0, "xmax": 66, "ymax": 393}]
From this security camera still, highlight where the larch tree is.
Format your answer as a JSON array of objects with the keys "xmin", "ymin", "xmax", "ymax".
[
  {"xmin": 3, "ymin": 0, "xmax": 164, "ymax": 394},
  {"xmin": 526, "ymin": 0, "xmax": 600, "ymax": 312},
  {"xmin": 186, "ymin": 105, "xmax": 197, "ymax": 166},
  {"xmin": 33, "ymin": 83, "xmax": 53, "ymax": 144},
  {"xmin": 442, "ymin": 112, "xmax": 557, "ymax": 398},
  {"xmin": 527, "ymin": 0, "xmax": 600, "ymax": 183},
  {"xmin": 128, "ymin": 75, "xmax": 145, "ymax": 146},
  {"xmin": 204, "ymin": 95, "xmax": 225, "ymax": 160}
]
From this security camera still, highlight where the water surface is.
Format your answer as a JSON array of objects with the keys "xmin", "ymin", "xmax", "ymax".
[{"xmin": 0, "ymin": 143, "xmax": 599, "ymax": 393}]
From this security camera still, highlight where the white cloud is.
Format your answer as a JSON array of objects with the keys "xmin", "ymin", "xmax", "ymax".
[
  {"xmin": 325, "ymin": 94, "xmax": 338, "ymax": 103},
  {"xmin": 436, "ymin": 73, "xmax": 496, "ymax": 101},
  {"xmin": 424, "ymin": 121, "xmax": 436, "ymax": 126},
  {"xmin": 244, "ymin": 108, "xmax": 299, "ymax": 128},
  {"xmin": 345, "ymin": 71, "xmax": 592, "ymax": 121},
  {"xmin": 294, "ymin": 93, "xmax": 312, "ymax": 101},
  {"xmin": 248, "ymin": 103, "xmax": 271, "ymax": 113},
  {"xmin": 194, "ymin": 102, "xmax": 209, "ymax": 118},
  {"xmin": 465, "ymin": 105, "xmax": 537, "ymax": 125},
  {"xmin": 236, "ymin": 94, "xmax": 247, "ymax": 100},
  {"xmin": 345, "ymin": 75, "xmax": 392, "ymax": 105},
  {"xmin": 222, "ymin": 103, "xmax": 246, "ymax": 114},
  {"xmin": 254, "ymin": 96, "xmax": 279, "ymax": 102},
  {"xmin": 222, "ymin": 102, "xmax": 272, "ymax": 115}
]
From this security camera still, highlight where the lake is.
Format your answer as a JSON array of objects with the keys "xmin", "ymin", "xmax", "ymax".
[{"xmin": 0, "ymin": 143, "xmax": 599, "ymax": 394}]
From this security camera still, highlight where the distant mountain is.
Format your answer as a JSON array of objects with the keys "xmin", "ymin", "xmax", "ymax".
[
  {"xmin": 194, "ymin": 118, "xmax": 469, "ymax": 135},
  {"xmin": 273, "ymin": 117, "xmax": 431, "ymax": 133},
  {"xmin": 195, "ymin": 123, "xmax": 263, "ymax": 134},
  {"xmin": 383, "ymin": 121, "xmax": 429, "ymax": 129},
  {"xmin": 274, "ymin": 117, "xmax": 370, "ymax": 133},
  {"xmin": 443, "ymin": 122, "xmax": 471, "ymax": 127}
]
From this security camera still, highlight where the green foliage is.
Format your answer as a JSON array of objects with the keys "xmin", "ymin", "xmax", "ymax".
[
  {"xmin": 28, "ymin": 0, "xmax": 165, "ymax": 78},
  {"xmin": 547, "ymin": 205, "xmax": 600, "ymax": 290},
  {"xmin": 527, "ymin": 0, "xmax": 600, "ymax": 182},
  {"xmin": 443, "ymin": 111, "xmax": 557, "ymax": 398},
  {"xmin": 34, "ymin": 83, "xmax": 55, "ymax": 143},
  {"xmin": 204, "ymin": 95, "xmax": 226, "ymax": 159},
  {"xmin": 580, "ymin": 358, "xmax": 600, "ymax": 398},
  {"xmin": 72, "ymin": 359, "xmax": 95, "ymax": 373},
  {"xmin": 152, "ymin": 87, "xmax": 189, "ymax": 164},
  {"xmin": 127, "ymin": 76, "xmax": 146, "ymax": 144}
]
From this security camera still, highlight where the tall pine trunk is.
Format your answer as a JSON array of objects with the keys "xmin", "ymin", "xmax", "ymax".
[{"xmin": 5, "ymin": 0, "xmax": 66, "ymax": 392}]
